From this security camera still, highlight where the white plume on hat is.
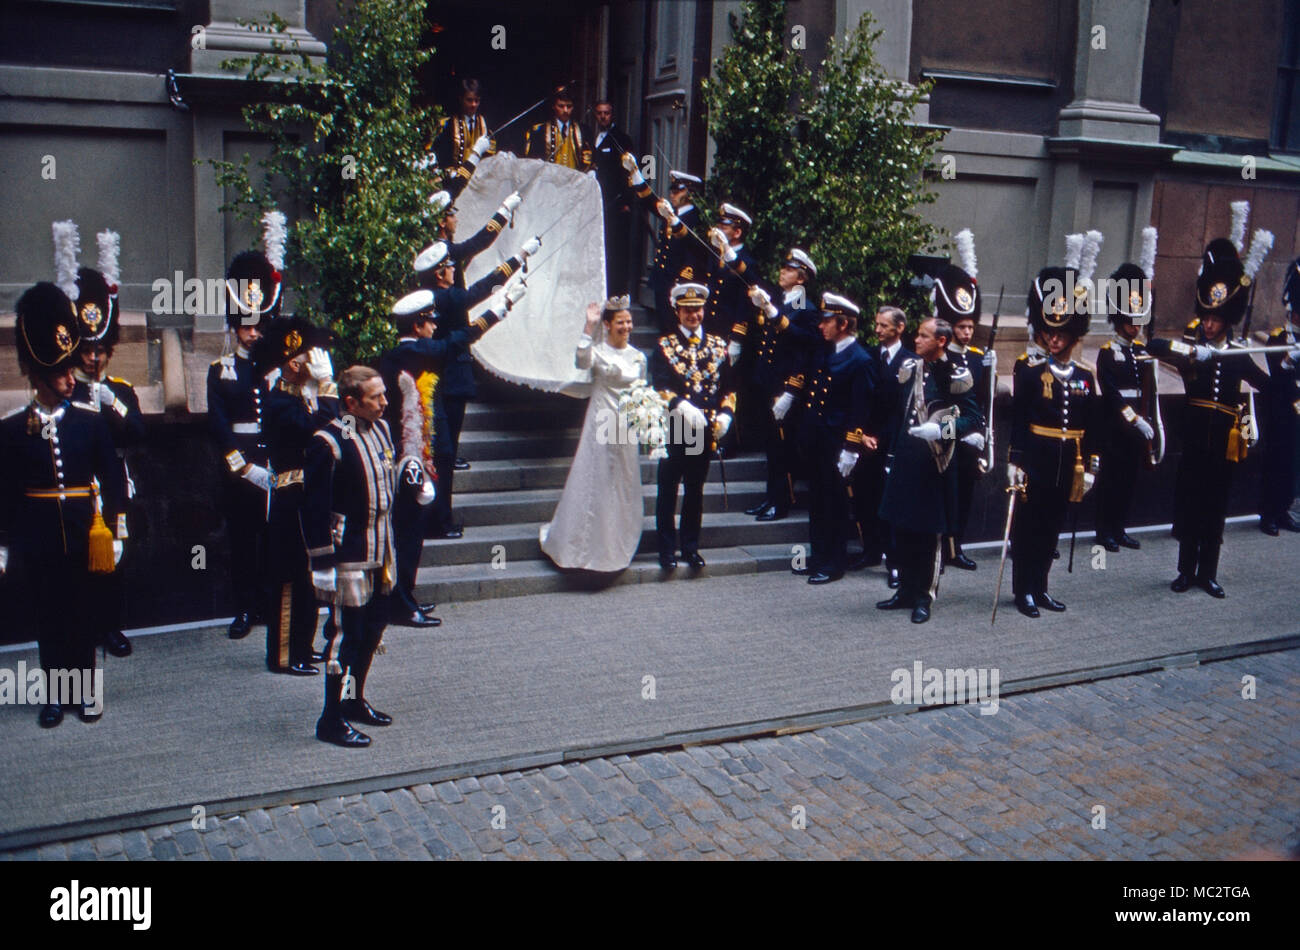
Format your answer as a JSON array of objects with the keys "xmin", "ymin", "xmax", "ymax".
[
  {"xmin": 954, "ymin": 228, "xmax": 977, "ymax": 280},
  {"xmin": 1063, "ymin": 233, "xmax": 1084, "ymax": 271},
  {"xmin": 52, "ymin": 219, "xmax": 81, "ymax": 300},
  {"xmin": 1079, "ymin": 230, "xmax": 1104, "ymax": 284},
  {"xmin": 1228, "ymin": 201, "xmax": 1250, "ymax": 254},
  {"xmin": 1243, "ymin": 228, "xmax": 1274, "ymax": 280},
  {"xmin": 96, "ymin": 230, "xmax": 121, "ymax": 288},
  {"xmin": 1139, "ymin": 226, "xmax": 1158, "ymax": 282},
  {"xmin": 261, "ymin": 210, "xmax": 287, "ymax": 272}
]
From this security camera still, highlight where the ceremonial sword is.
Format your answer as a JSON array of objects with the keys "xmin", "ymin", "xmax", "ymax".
[{"xmin": 991, "ymin": 482, "xmax": 1024, "ymax": 624}]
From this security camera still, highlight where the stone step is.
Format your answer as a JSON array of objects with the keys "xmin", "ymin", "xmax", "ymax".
[
  {"xmin": 453, "ymin": 478, "xmax": 773, "ymax": 526},
  {"xmin": 462, "ymin": 398, "xmax": 585, "ymax": 432},
  {"xmin": 412, "ymin": 542, "xmax": 798, "ymax": 607},
  {"xmin": 451, "ymin": 452, "xmax": 769, "ymax": 493},
  {"xmin": 457, "ymin": 427, "xmax": 581, "ymax": 460},
  {"xmin": 419, "ymin": 510, "xmax": 808, "ymax": 567}
]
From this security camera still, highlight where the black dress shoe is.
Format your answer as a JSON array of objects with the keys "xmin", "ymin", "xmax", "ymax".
[
  {"xmin": 807, "ymin": 571, "xmax": 842, "ymax": 585},
  {"xmin": 876, "ymin": 593, "xmax": 910, "ymax": 610},
  {"xmin": 316, "ymin": 716, "xmax": 371, "ymax": 748},
  {"xmin": 1015, "ymin": 595, "xmax": 1040, "ymax": 618},
  {"xmin": 1260, "ymin": 520, "xmax": 1279, "ymax": 537},
  {"xmin": 756, "ymin": 505, "xmax": 787, "ymax": 522},
  {"xmin": 392, "ymin": 610, "xmax": 441, "ymax": 628},
  {"xmin": 77, "ymin": 703, "xmax": 103, "ymax": 723},
  {"xmin": 103, "ymin": 629, "xmax": 132, "ymax": 657},
  {"xmin": 420, "ymin": 601, "xmax": 438, "ymax": 614},
  {"xmin": 38, "ymin": 704, "xmax": 63, "ymax": 728},
  {"xmin": 340, "ymin": 698, "xmax": 393, "ymax": 727},
  {"xmin": 659, "ymin": 556, "xmax": 678, "ymax": 571},
  {"xmin": 228, "ymin": 612, "xmax": 253, "ymax": 640},
  {"xmin": 945, "ymin": 554, "xmax": 977, "ymax": 571},
  {"xmin": 910, "ymin": 602, "xmax": 931, "ymax": 624},
  {"xmin": 288, "ymin": 663, "xmax": 320, "ymax": 676},
  {"xmin": 685, "ymin": 552, "xmax": 706, "ymax": 570},
  {"xmin": 1037, "ymin": 592, "xmax": 1066, "ymax": 612},
  {"xmin": 1197, "ymin": 576, "xmax": 1226, "ymax": 599},
  {"xmin": 1117, "ymin": 533, "xmax": 1141, "ymax": 550},
  {"xmin": 887, "ymin": 569, "xmax": 900, "ymax": 589},
  {"xmin": 744, "ymin": 500, "xmax": 770, "ymax": 516},
  {"xmin": 1095, "ymin": 535, "xmax": 1120, "ymax": 553},
  {"xmin": 1170, "ymin": 573, "xmax": 1193, "ymax": 593},
  {"xmin": 454, "ymin": 458, "xmax": 471, "ymax": 471}
]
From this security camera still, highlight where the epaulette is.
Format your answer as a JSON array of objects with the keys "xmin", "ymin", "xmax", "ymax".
[
  {"xmin": 968, "ymin": 345, "xmax": 984, "ymax": 356},
  {"xmin": 1100, "ymin": 341, "xmax": 1111, "ymax": 350},
  {"xmin": 108, "ymin": 376, "xmax": 133, "ymax": 388},
  {"xmin": 1270, "ymin": 326, "xmax": 1287, "ymax": 339},
  {"xmin": 1018, "ymin": 351, "xmax": 1046, "ymax": 367},
  {"xmin": 212, "ymin": 354, "xmax": 235, "ymax": 369}
]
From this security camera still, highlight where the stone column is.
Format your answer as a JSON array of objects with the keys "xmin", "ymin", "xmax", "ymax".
[
  {"xmin": 1056, "ymin": 0, "xmax": 1160, "ymax": 143},
  {"xmin": 190, "ymin": 0, "xmax": 326, "ymax": 76}
]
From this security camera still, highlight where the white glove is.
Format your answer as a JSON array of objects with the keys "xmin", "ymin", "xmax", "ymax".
[
  {"xmin": 112, "ymin": 540, "xmax": 124, "ymax": 567},
  {"xmin": 1007, "ymin": 464, "xmax": 1026, "ymax": 488},
  {"xmin": 961, "ymin": 431, "xmax": 986, "ymax": 450},
  {"xmin": 417, "ymin": 478, "xmax": 436, "ymax": 506},
  {"xmin": 1134, "ymin": 417, "xmax": 1155, "ymax": 440},
  {"xmin": 97, "ymin": 385, "xmax": 116, "ymax": 407},
  {"xmin": 620, "ymin": 152, "xmax": 638, "ymax": 173},
  {"xmin": 713, "ymin": 413, "xmax": 732, "ymax": 440},
  {"xmin": 306, "ymin": 347, "xmax": 333, "ymax": 382},
  {"xmin": 313, "ymin": 568, "xmax": 336, "ymax": 594},
  {"xmin": 1082, "ymin": 471, "xmax": 1096, "ymax": 495},
  {"xmin": 676, "ymin": 400, "xmax": 707, "ymax": 431},
  {"xmin": 0, "ymin": 545, "xmax": 7, "ymax": 576},
  {"xmin": 499, "ymin": 191, "xmax": 522, "ymax": 215},
  {"xmin": 708, "ymin": 227, "xmax": 727, "ymax": 251},
  {"xmin": 471, "ymin": 134, "xmax": 492, "ymax": 159},
  {"xmin": 727, "ymin": 341, "xmax": 743, "ymax": 364},
  {"xmin": 655, "ymin": 199, "xmax": 678, "ymax": 226},
  {"xmin": 1193, "ymin": 345, "xmax": 1214, "ymax": 362},
  {"xmin": 908, "ymin": 422, "xmax": 943, "ymax": 442},
  {"xmin": 720, "ymin": 243, "xmax": 737, "ymax": 264},
  {"xmin": 504, "ymin": 281, "xmax": 528, "ymax": 307},
  {"xmin": 772, "ymin": 392, "xmax": 794, "ymax": 421},
  {"xmin": 242, "ymin": 464, "xmax": 272, "ymax": 492},
  {"xmin": 837, "ymin": 449, "xmax": 858, "ymax": 479},
  {"xmin": 520, "ymin": 236, "xmax": 541, "ymax": 258}
]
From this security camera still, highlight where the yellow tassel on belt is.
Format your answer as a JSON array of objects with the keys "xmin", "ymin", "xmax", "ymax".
[{"xmin": 88, "ymin": 485, "xmax": 115, "ymax": 575}]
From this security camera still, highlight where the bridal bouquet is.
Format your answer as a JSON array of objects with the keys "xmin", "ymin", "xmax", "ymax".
[{"xmin": 617, "ymin": 383, "xmax": 669, "ymax": 459}]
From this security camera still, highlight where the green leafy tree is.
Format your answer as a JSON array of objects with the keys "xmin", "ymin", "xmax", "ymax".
[
  {"xmin": 208, "ymin": 1, "xmax": 440, "ymax": 364},
  {"xmin": 703, "ymin": 2, "xmax": 944, "ymax": 334}
]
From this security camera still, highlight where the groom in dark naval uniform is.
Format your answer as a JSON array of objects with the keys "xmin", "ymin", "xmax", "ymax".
[{"xmin": 651, "ymin": 270, "xmax": 737, "ymax": 571}]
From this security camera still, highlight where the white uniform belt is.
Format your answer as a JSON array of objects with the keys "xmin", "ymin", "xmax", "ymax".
[
  {"xmin": 1118, "ymin": 389, "xmax": 1139, "ymax": 399},
  {"xmin": 232, "ymin": 422, "xmax": 261, "ymax": 434}
]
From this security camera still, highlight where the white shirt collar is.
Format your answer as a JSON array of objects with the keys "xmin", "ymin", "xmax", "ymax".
[
  {"xmin": 679, "ymin": 324, "xmax": 702, "ymax": 342},
  {"xmin": 235, "ymin": 343, "xmax": 250, "ymax": 360},
  {"xmin": 946, "ymin": 342, "xmax": 966, "ymax": 356},
  {"xmin": 1049, "ymin": 361, "xmax": 1074, "ymax": 380},
  {"xmin": 884, "ymin": 341, "xmax": 901, "ymax": 362},
  {"xmin": 835, "ymin": 336, "xmax": 855, "ymax": 354}
]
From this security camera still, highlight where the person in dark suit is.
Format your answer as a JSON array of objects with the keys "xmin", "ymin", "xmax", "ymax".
[
  {"xmin": 1147, "ymin": 238, "xmax": 1272, "ymax": 596},
  {"xmin": 1094, "ymin": 261, "xmax": 1159, "ymax": 552},
  {"xmin": 791, "ymin": 294, "xmax": 877, "ymax": 585},
  {"xmin": 877, "ymin": 318, "xmax": 979, "ymax": 622},
  {"xmin": 0, "ymin": 283, "xmax": 127, "ymax": 727},
  {"xmin": 70, "ymin": 264, "xmax": 144, "ymax": 658},
  {"xmin": 651, "ymin": 274, "xmax": 737, "ymax": 571},
  {"xmin": 591, "ymin": 100, "xmax": 636, "ymax": 296},
  {"xmin": 856, "ymin": 306, "xmax": 915, "ymax": 586},
  {"xmin": 1258, "ymin": 257, "xmax": 1300, "ymax": 535},
  {"xmin": 626, "ymin": 161, "xmax": 704, "ymax": 333},
  {"xmin": 256, "ymin": 318, "xmax": 339, "ymax": 674},
  {"xmin": 209, "ymin": 249, "xmax": 280, "ymax": 641},
  {"xmin": 524, "ymin": 85, "xmax": 593, "ymax": 171},
  {"xmin": 931, "ymin": 261, "xmax": 989, "ymax": 571},
  {"xmin": 745, "ymin": 249, "xmax": 818, "ymax": 522},
  {"xmin": 432, "ymin": 78, "xmax": 493, "ymax": 172},
  {"xmin": 1007, "ymin": 265, "xmax": 1101, "ymax": 618},
  {"xmin": 304, "ymin": 366, "xmax": 399, "ymax": 748},
  {"xmin": 414, "ymin": 238, "xmax": 534, "ymax": 538}
]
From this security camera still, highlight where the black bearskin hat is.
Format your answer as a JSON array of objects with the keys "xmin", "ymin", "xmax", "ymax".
[
  {"xmin": 1027, "ymin": 266, "xmax": 1090, "ymax": 339},
  {"xmin": 15, "ymin": 282, "xmax": 80, "ymax": 375},
  {"xmin": 74, "ymin": 267, "xmax": 120, "ymax": 347},
  {"xmin": 1194, "ymin": 238, "xmax": 1249, "ymax": 325},
  {"xmin": 225, "ymin": 250, "xmax": 282, "ymax": 330}
]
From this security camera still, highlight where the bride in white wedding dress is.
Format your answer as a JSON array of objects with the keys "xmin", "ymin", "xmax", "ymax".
[{"xmin": 540, "ymin": 299, "xmax": 647, "ymax": 572}]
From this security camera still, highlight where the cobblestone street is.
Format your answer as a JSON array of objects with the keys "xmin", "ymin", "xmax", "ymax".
[{"xmin": 9, "ymin": 650, "xmax": 1296, "ymax": 861}]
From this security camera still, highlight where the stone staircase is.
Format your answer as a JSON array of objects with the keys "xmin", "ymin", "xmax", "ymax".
[{"xmin": 413, "ymin": 317, "xmax": 809, "ymax": 605}]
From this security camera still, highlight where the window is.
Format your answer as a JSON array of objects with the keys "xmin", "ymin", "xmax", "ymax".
[{"xmin": 1273, "ymin": 0, "xmax": 1300, "ymax": 151}]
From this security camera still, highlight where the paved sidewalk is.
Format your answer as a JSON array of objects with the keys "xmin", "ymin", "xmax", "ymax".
[{"xmin": 10, "ymin": 650, "xmax": 1296, "ymax": 860}]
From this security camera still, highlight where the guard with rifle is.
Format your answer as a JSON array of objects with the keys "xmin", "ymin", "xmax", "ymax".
[
  {"xmin": 1094, "ymin": 228, "xmax": 1163, "ymax": 552},
  {"xmin": 932, "ymin": 229, "xmax": 991, "ymax": 571},
  {"xmin": 1005, "ymin": 241, "xmax": 1102, "ymax": 619},
  {"xmin": 1147, "ymin": 226, "xmax": 1274, "ymax": 597}
]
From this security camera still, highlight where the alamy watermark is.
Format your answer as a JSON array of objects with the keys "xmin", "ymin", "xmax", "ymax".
[
  {"xmin": 0, "ymin": 662, "xmax": 103, "ymax": 714},
  {"xmin": 890, "ymin": 660, "xmax": 1000, "ymax": 715}
]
